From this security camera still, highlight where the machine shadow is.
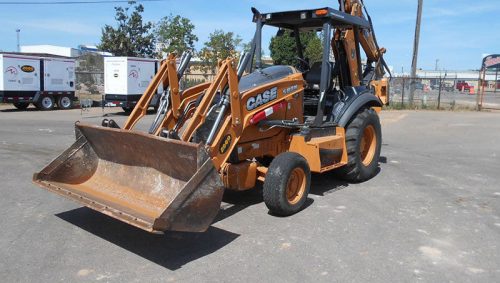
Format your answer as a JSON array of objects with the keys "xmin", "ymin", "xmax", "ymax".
[
  {"xmin": 309, "ymin": 157, "xmax": 384, "ymax": 196},
  {"xmin": 56, "ymin": 207, "xmax": 240, "ymax": 271},
  {"xmin": 1, "ymin": 107, "xmax": 39, "ymax": 113},
  {"xmin": 215, "ymin": 185, "xmax": 265, "ymax": 223}
]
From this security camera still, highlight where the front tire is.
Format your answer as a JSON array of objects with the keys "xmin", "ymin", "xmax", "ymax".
[
  {"xmin": 336, "ymin": 108, "xmax": 382, "ymax": 182},
  {"xmin": 13, "ymin": 102, "xmax": 30, "ymax": 110},
  {"xmin": 263, "ymin": 152, "xmax": 311, "ymax": 216}
]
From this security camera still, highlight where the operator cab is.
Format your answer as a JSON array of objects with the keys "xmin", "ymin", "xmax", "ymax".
[{"xmin": 246, "ymin": 6, "xmax": 379, "ymax": 126}]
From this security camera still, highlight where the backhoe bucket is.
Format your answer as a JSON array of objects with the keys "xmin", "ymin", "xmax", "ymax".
[{"xmin": 33, "ymin": 123, "xmax": 224, "ymax": 233}]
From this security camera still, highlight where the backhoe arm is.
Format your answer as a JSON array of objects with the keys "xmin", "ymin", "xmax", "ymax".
[
  {"xmin": 335, "ymin": 0, "xmax": 389, "ymax": 104},
  {"xmin": 335, "ymin": 0, "xmax": 387, "ymax": 86}
]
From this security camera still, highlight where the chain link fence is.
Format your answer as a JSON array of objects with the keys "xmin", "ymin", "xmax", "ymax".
[
  {"xmin": 389, "ymin": 76, "xmax": 500, "ymax": 110},
  {"xmin": 72, "ymin": 54, "xmax": 500, "ymax": 112}
]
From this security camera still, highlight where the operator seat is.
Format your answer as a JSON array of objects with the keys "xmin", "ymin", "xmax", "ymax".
[{"xmin": 304, "ymin": 61, "xmax": 336, "ymax": 87}]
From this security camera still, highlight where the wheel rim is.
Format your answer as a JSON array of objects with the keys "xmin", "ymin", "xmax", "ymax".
[
  {"xmin": 286, "ymin": 168, "xmax": 307, "ymax": 205},
  {"xmin": 60, "ymin": 97, "xmax": 71, "ymax": 108},
  {"xmin": 42, "ymin": 97, "xmax": 53, "ymax": 108},
  {"xmin": 360, "ymin": 125, "xmax": 377, "ymax": 166}
]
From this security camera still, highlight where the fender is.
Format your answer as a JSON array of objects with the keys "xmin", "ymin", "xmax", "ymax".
[{"xmin": 334, "ymin": 89, "xmax": 382, "ymax": 127}]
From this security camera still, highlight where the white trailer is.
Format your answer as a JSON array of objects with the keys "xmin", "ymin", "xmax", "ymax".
[
  {"xmin": 42, "ymin": 57, "xmax": 76, "ymax": 110},
  {"xmin": 0, "ymin": 53, "xmax": 76, "ymax": 110},
  {"xmin": 104, "ymin": 57, "xmax": 160, "ymax": 112}
]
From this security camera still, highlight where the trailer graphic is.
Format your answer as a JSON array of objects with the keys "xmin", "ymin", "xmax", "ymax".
[{"xmin": 0, "ymin": 53, "xmax": 76, "ymax": 110}]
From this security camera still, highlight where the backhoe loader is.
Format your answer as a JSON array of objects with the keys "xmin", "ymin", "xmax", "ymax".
[{"xmin": 34, "ymin": 0, "xmax": 390, "ymax": 233}]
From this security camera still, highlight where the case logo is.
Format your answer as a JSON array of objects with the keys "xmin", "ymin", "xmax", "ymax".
[
  {"xmin": 219, "ymin": 134, "xmax": 232, "ymax": 154},
  {"xmin": 246, "ymin": 87, "xmax": 278, "ymax": 111},
  {"xmin": 20, "ymin": 65, "xmax": 35, "ymax": 73}
]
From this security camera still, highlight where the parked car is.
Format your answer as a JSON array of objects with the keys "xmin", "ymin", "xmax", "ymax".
[
  {"xmin": 431, "ymin": 83, "xmax": 454, "ymax": 92},
  {"xmin": 456, "ymin": 81, "xmax": 471, "ymax": 91}
]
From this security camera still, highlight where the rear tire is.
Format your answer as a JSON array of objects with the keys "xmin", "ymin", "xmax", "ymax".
[
  {"xmin": 58, "ymin": 95, "xmax": 73, "ymax": 110},
  {"xmin": 13, "ymin": 102, "xmax": 30, "ymax": 110},
  {"xmin": 36, "ymin": 96, "xmax": 55, "ymax": 111},
  {"xmin": 263, "ymin": 152, "xmax": 311, "ymax": 216},
  {"xmin": 336, "ymin": 108, "xmax": 382, "ymax": 182}
]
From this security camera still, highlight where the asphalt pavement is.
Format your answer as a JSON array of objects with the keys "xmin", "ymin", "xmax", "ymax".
[{"xmin": 0, "ymin": 105, "xmax": 499, "ymax": 282}]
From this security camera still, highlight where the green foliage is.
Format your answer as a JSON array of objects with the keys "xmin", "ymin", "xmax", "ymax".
[
  {"xmin": 76, "ymin": 53, "xmax": 104, "ymax": 72},
  {"xmin": 98, "ymin": 1, "xmax": 155, "ymax": 57},
  {"xmin": 269, "ymin": 31, "xmax": 296, "ymax": 66},
  {"xmin": 198, "ymin": 30, "xmax": 242, "ymax": 72},
  {"xmin": 304, "ymin": 35, "xmax": 323, "ymax": 64},
  {"xmin": 156, "ymin": 14, "xmax": 198, "ymax": 57},
  {"xmin": 269, "ymin": 30, "xmax": 323, "ymax": 66}
]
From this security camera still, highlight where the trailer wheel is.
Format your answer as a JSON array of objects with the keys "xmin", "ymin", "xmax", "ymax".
[
  {"xmin": 336, "ymin": 108, "xmax": 382, "ymax": 182},
  {"xmin": 263, "ymin": 152, "xmax": 311, "ymax": 216},
  {"xmin": 58, "ymin": 95, "xmax": 73, "ymax": 110},
  {"xmin": 13, "ymin": 102, "xmax": 30, "ymax": 110},
  {"xmin": 37, "ymin": 96, "xmax": 55, "ymax": 111}
]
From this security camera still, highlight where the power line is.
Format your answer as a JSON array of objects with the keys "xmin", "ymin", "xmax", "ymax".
[{"xmin": 0, "ymin": 0, "xmax": 167, "ymax": 5}]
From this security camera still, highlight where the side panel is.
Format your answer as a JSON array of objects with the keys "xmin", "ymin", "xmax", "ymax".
[
  {"xmin": 104, "ymin": 58, "xmax": 128, "ymax": 95},
  {"xmin": 1, "ymin": 55, "xmax": 40, "ymax": 92},
  {"xmin": 43, "ymin": 58, "xmax": 76, "ymax": 92},
  {"xmin": 127, "ymin": 59, "xmax": 156, "ymax": 95}
]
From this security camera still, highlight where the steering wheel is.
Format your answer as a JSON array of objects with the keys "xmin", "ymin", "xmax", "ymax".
[{"xmin": 296, "ymin": 57, "xmax": 311, "ymax": 73}]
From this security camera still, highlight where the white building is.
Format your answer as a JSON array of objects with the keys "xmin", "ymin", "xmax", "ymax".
[
  {"xmin": 78, "ymin": 45, "xmax": 113, "ymax": 56},
  {"xmin": 20, "ymin": 45, "xmax": 81, "ymax": 57},
  {"xmin": 20, "ymin": 45, "xmax": 112, "ymax": 58}
]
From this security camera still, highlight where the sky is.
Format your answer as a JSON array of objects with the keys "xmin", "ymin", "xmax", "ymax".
[{"xmin": 0, "ymin": 0, "xmax": 498, "ymax": 71}]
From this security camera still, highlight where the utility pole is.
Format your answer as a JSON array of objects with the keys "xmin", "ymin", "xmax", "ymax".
[
  {"xmin": 409, "ymin": 0, "xmax": 423, "ymax": 107},
  {"xmin": 16, "ymin": 29, "xmax": 21, "ymax": 52},
  {"xmin": 435, "ymin": 59, "xmax": 439, "ymax": 71}
]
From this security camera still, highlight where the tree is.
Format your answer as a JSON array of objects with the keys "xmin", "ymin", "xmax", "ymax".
[
  {"xmin": 156, "ymin": 14, "xmax": 198, "ymax": 57},
  {"xmin": 198, "ymin": 30, "xmax": 242, "ymax": 72},
  {"xmin": 270, "ymin": 31, "xmax": 323, "ymax": 66},
  {"xmin": 304, "ymin": 35, "xmax": 323, "ymax": 64},
  {"xmin": 98, "ymin": 1, "xmax": 155, "ymax": 57}
]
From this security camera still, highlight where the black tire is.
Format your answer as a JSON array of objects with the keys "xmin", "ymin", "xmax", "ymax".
[
  {"xmin": 36, "ymin": 96, "xmax": 55, "ymax": 111},
  {"xmin": 58, "ymin": 95, "xmax": 74, "ymax": 110},
  {"xmin": 13, "ymin": 102, "xmax": 30, "ymax": 110},
  {"xmin": 336, "ymin": 108, "xmax": 382, "ymax": 182},
  {"xmin": 122, "ymin": 107, "xmax": 133, "ymax": 114},
  {"xmin": 263, "ymin": 152, "xmax": 311, "ymax": 216}
]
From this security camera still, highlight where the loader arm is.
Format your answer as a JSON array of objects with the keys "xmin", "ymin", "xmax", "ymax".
[
  {"xmin": 123, "ymin": 54, "xmax": 182, "ymax": 130},
  {"xmin": 182, "ymin": 60, "xmax": 237, "ymax": 143},
  {"xmin": 153, "ymin": 82, "xmax": 212, "ymax": 136}
]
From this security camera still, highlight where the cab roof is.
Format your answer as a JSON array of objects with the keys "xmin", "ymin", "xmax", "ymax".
[{"xmin": 260, "ymin": 7, "xmax": 370, "ymax": 31}]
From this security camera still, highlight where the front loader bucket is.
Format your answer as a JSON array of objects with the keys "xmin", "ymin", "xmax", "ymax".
[{"xmin": 33, "ymin": 123, "xmax": 224, "ymax": 233}]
